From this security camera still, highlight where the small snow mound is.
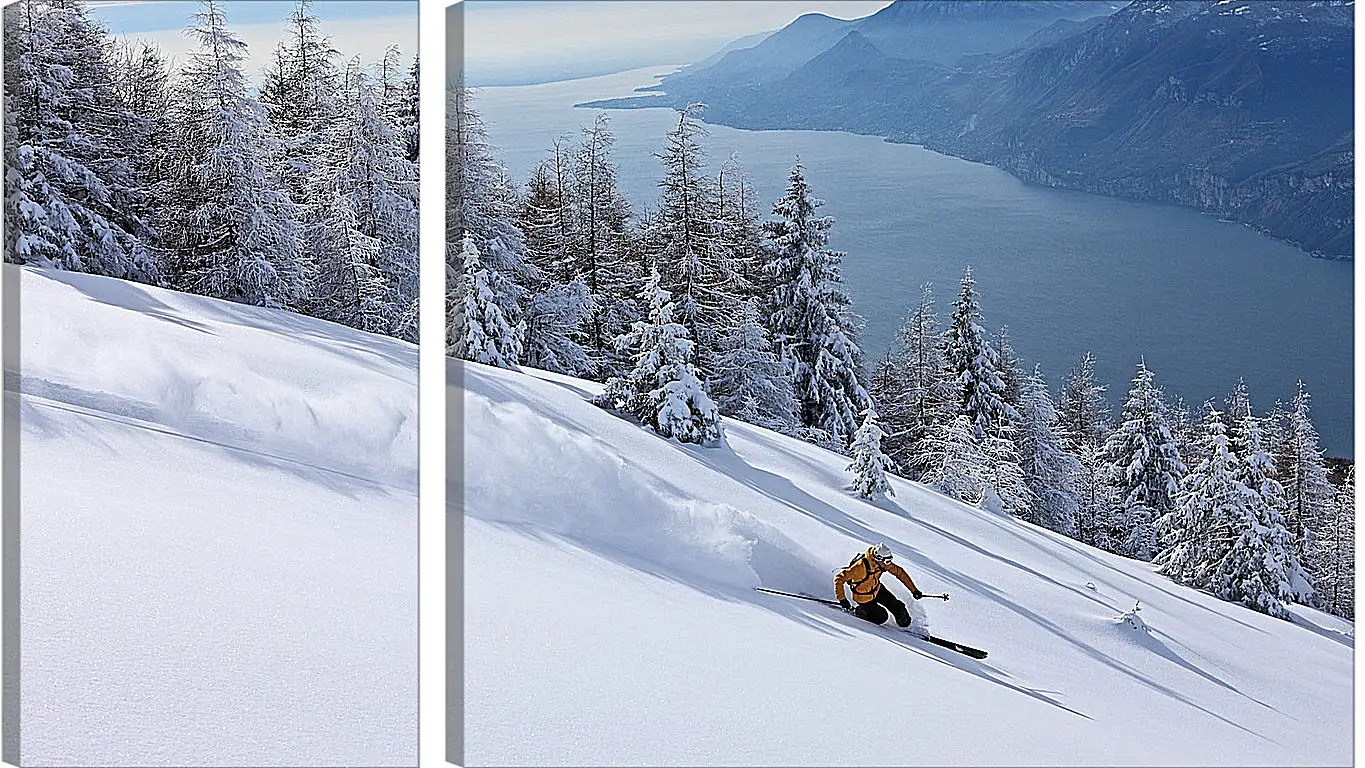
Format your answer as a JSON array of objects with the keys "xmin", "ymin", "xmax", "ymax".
[
  {"xmin": 1117, "ymin": 602, "xmax": 1149, "ymax": 633},
  {"xmin": 977, "ymin": 484, "xmax": 1005, "ymax": 515},
  {"xmin": 1085, "ymin": 582, "xmax": 1097, "ymax": 590}
]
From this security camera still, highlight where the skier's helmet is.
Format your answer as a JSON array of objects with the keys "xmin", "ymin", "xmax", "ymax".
[{"xmin": 873, "ymin": 542, "xmax": 893, "ymax": 563}]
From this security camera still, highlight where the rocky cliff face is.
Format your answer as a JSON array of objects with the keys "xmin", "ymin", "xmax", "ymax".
[{"xmin": 624, "ymin": 0, "xmax": 1353, "ymax": 258}]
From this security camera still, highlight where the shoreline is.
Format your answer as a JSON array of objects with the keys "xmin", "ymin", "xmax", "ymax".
[{"xmin": 576, "ymin": 84, "xmax": 1350, "ymax": 263}]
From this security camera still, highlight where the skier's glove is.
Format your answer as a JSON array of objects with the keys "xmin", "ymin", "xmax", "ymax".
[
  {"xmin": 912, "ymin": 589, "xmax": 924, "ymax": 600},
  {"xmin": 839, "ymin": 598, "xmax": 853, "ymax": 612}
]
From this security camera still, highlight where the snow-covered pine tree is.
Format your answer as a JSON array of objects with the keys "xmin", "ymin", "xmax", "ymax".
[
  {"xmin": 309, "ymin": 71, "xmax": 418, "ymax": 339},
  {"xmin": 709, "ymin": 297, "xmax": 796, "ymax": 433},
  {"xmin": 1274, "ymin": 381, "xmax": 1333, "ymax": 574},
  {"xmin": 981, "ymin": 423, "xmax": 1035, "ymax": 518},
  {"xmin": 1206, "ymin": 469, "xmax": 1303, "ymax": 622},
  {"xmin": 572, "ymin": 115, "xmax": 639, "ymax": 368},
  {"xmin": 446, "ymin": 81, "xmax": 531, "ymax": 353},
  {"xmin": 922, "ymin": 414, "xmax": 995, "ymax": 505},
  {"xmin": 455, "ymin": 234, "xmax": 523, "ymax": 367},
  {"xmin": 519, "ymin": 154, "xmax": 592, "ymax": 374},
  {"xmin": 1017, "ymin": 366, "xmax": 1080, "ymax": 536},
  {"xmin": 375, "ymin": 44, "xmax": 407, "ymax": 129},
  {"xmin": 109, "ymin": 40, "xmax": 174, "ymax": 257},
  {"xmin": 919, "ymin": 411, "xmax": 1029, "ymax": 515},
  {"xmin": 868, "ymin": 350, "xmax": 907, "ymax": 450},
  {"xmin": 994, "ymin": 326, "xmax": 1024, "ymax": 413},
  {"xmin": 847, "ymin": 408, "xmax": 895, "ymax": 499},
  {"xmin": 716, "ymin": 152, "xmax": 765, "ymax": 303},
  {"xmin": 944, "ymin": 267, "xmax": 1015, "ymax": 440},
  {"xmin": 1058, "ymin": 352, "xmax": 1110, "ymax": 448},
  {"xmin": 596, "ymin": 268, "xmax": 723, "ymax": 445},
  {"xmin": 162, "ymin": 0, "xmax": 306, "ymax": 308},
  {"xmin": 1057, "ymin": 353, "xmax": 1112, "ymax": 548},
  {"xmin": 398, "ymin": 56, "xmax": 418, "ymax": 163},
  {"xmin": 1237, "ymin": 409, "xmax": 1314, "ymax": 603},
  {"xmin": 1103, "ymin": 359, "xmax": 1186, "ymax": 560},
  {"xmin": 3, "ymin": 0, "xmax": 158, "ymax": 280},
  {"xmin": 521, "ymin": 279, "xmax": 593, "ymax": 375},
  {"xmin": 1223, "ymin": 378, "xmax": 1254, "ymax": 460},
  {"xmin": 1313, "ymin": 466, "xmax": 1354, "ymax": 619},
  {"xmin": 870, "ymin": 283, "xmax": 956, "ymax": 480},
  {"xmin": 650, "ymin": 104, "xmax": 738, "ymax": 372},
  {"xmin": 259, "ymin": 0, "xmax": 339, "ymax": 211},
  {"xmin": 1156, "ymin": 402, "xmax": 1242, "ymax": 588},
  {"xmin": 765, "ymin": 161, "xmax": 870, "ymax": 446},
  {"xmin": 1156, "ymin": 400, "xmax": 1304, "ymax": 621},
  {"xmin": 521, "ymin": 151, "xmax": 575, "ymax": 285},
  {"xmin": 1166, "ymin": 394, "xmax": 1198, "ymax": 473}
]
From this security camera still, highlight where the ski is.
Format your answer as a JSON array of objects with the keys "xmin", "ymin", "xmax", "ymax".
[
  {"xmin": 918, "ymin": 635, "xmax": 988, "ymax": 660},
  {"xmin": 753, "ymin": 587, "xmax": 989, "ymax": 659}
]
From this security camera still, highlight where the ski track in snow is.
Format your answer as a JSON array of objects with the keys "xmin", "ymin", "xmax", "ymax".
[
  {"xmin": 461, "ymin": 360, "xmax": 1352, "ymax": 767},
  {"xmin": 11, "ymin": 265, "xmax": 417, "ymax": 766}
]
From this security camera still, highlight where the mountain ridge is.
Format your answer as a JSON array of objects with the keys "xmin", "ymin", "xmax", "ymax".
[{"xmin": 596, "ymin": 0, "xmax": 1353, "ymax": 257}]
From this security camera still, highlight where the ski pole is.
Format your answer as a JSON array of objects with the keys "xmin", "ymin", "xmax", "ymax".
[
  {"xmin": 920, "ymin": 593, "xmax": 950, "ymax": 601},
  {"xmin": 754, "ymin": 587, "xmax": 841, "ymax": 606}
]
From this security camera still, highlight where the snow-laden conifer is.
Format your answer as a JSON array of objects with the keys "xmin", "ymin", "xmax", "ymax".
[
  {"xmin": 3, "ymin": 0, "xmax": 158, "ymax": 280},
  {"xmin": 1017, "ymin": 366, "xmax": 1080, "ymax": 536},
  {"xmin": 597, "ymin": 269, "xmax": 723, "ymax": 445},
  {"xmin": 1313, "ymin": 467, "xmax": 1354, "ymax": 619},
  {"xmin": 944, "ymin": 267, "xmax": 1015, "ymax": 440},
  {"xmin": 572, "ymin": 115, "xmax": 639, "ymax": 368},
  {"xmin": 871, "ymin": 283, "xmax": 955, "ymax": 480},
  {"xmin": 1157, "ymin": 403, "xmax": 1243, "ymax": 588},
  {"xmin": 446, "ymin": 82, "xmax": 530, "ymax": 350},
  {"xmin": 847, "ymin": 409, "xmax": 895, "ymax": 499},
  {"xmin": 995, "ymin": 326, "xmax": 1024, "ymax": 412},
  {"xmin": 1274, "ymin": 381, "xmax": 1332, "ymax": 571},
  {"xmin": 163, "ymin": 0, "xmax": 306, "ymax": 309},
  {"xmin": 716, "ymin": 152, "xmax": 766, "ymax": 303},
  {"xmin": 310, "ymin": 72, "xmax": 418, "ymax": 338},
  {"xmin": 650, "ymin": 104, "xmax": 737, "ymax": 369},
  {"xmin": 522, "ymin": 280, "xmax": 593, "ymax": 376},
  {"xmin": 765, "ymin": 162, "xmax": 869, "ymax": 445},
  {"xmin": 1057, "ymin": 353, "xmax": 1112, "ymax": 547},
  {"xmin": 455, "ymin": 234, "xmax": 523, "ymax": 368},
  {"xmin": 709, "ymin": 297, "xmax": 797, "ymax": 433},
  {"xmin": 1104, "ymin": 359, "xmax": 1185, "ymax": 560}
]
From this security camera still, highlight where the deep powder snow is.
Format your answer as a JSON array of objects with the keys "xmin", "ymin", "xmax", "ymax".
[
  {"xmin": 462, "ymin": 360, "xmax": 1352, "ymax": 767},
  {"xmin": 12, "ymin": 265, "xmax": 417, "ymax": 766}
]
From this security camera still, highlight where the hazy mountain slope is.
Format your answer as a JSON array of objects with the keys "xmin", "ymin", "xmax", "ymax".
[{"xmin": 622, "ymin": 0, "xmax": 1352, "ymax": 257}]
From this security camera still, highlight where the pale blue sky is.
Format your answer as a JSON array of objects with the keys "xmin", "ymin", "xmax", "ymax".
[
  {"xmin": 461, "ymin": 1, "xmax": 891, "ymax": 85},
  {"xmin": 89, "ymin": 0, "xmax": 418, "ymax": 81}
]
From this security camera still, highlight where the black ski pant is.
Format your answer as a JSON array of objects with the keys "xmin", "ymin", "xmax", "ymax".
[{"xmin": 852, "ymin": 586, "xmax": 911, "ymax": 628}]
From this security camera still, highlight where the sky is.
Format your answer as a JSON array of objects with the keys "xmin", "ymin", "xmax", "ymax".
[
  {"xmin": 458, "ymin": 0, "xmax": 892, "ymax": 85},
  {"xmin": 88, "ymin": 0, "xmax": 419, "ymax": 82}
]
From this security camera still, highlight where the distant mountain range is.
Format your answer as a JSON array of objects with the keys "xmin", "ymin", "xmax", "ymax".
[{"xmin": 583, "ymin": 0, "xmax": 1353, "ymax": 258}]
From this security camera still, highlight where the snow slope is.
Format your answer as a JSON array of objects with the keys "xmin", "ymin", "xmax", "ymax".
[
  {"xmin": 11, "ymin": 265, "xmax": 417, "ymax": 766},
  {"xmin": 462, "ymin": 361, "xmax": 1352, "ymax": 767}
]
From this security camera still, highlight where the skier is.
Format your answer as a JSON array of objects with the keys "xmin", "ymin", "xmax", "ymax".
[{"xmin": 834, "ymin": 543, "xmax": 923, "ymax": 627}]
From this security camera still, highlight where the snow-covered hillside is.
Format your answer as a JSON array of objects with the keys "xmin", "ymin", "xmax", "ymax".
[
  {"xmin": 463, "ymin": 361, "xmax": 1352, "ymax": 767},
  {"xmin": 11, "ymin": 265, "xmax": 417, "ymax": 766}
]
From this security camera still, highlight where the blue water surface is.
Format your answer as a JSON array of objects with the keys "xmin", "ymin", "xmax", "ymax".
[{"xmin": 475, "ymin": 66, "xmax": 1354, "ymax": 456}]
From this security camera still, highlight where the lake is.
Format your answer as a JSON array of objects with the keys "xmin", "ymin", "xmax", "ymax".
[{"xmin": 473, "ymin": 66, "xmax": 1354, "ymax": 456}]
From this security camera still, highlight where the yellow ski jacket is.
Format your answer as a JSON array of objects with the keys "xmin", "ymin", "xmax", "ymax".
[{"xmin": 834, "ymin": 547, "xmax": 920, "ymax": 604}]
